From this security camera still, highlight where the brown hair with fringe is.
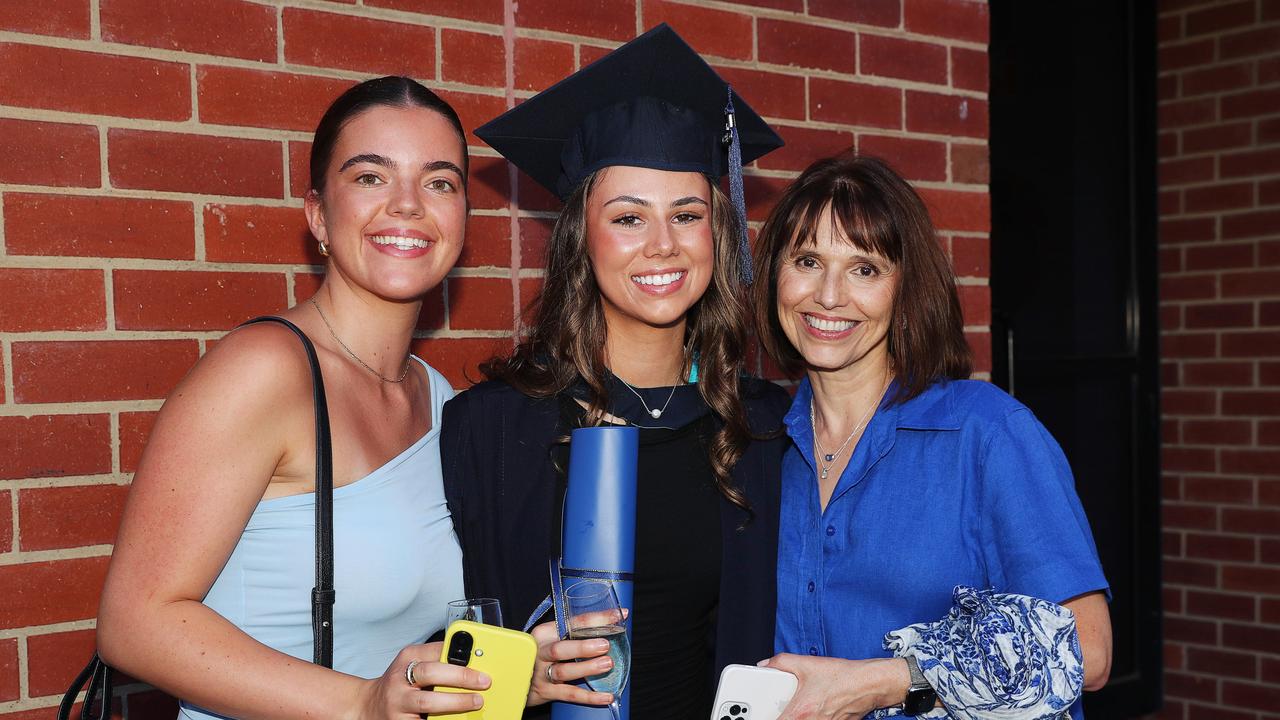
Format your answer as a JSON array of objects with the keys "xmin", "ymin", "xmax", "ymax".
[
  {"xmin": 482, "ymin": 169, "xmax": 755, "ymax": 513},
  {"xmin": 752, "ymin": 152, "xmax": 972, "ymax": 403}
]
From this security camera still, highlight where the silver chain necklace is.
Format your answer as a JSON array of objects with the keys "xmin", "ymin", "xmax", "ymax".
[
  {"xmin": 811, "ymin": 376, "xmax": 889, "ymax": 481},
  {"xmin": 310, "ymin": 299, "xmax": 411, "ymax": 383},
  {"xmin": 615, "ymin": 370, "xmax": 682, "ymax": 420}
]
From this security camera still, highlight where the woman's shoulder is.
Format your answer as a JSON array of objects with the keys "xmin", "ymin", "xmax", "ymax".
[
  {"xmin": 925, "ymin": 378, "xmax": 1027, "ymax": 420},
  {"xmin": 186, "ymin": 320, "xmax": 316, "ymax": 404}
]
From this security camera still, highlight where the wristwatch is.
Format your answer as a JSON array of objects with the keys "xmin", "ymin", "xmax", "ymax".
[{"xmin": 903, "ymin": 655, "xmax": 937, "ymax": 715}]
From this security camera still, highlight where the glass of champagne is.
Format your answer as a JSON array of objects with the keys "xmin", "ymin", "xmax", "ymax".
[
  {"xmin": 564, "ymin": 581, "xmax": 630, "ymax": 720},
  {"xmin": 446, "ymin": 598, "xmax": 503, "ymax": 626}
]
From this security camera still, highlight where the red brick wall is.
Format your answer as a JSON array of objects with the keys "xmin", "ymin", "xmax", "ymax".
[
  {"xmin": 0, "ymin": 1, "xmax": 991, "ymax": 716},
  {"xmin": 1158, "ymin": 0, "xmax": 1280, "ymax": 718}
]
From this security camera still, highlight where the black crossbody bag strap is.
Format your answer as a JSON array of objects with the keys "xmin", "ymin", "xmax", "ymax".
[
  {"xmin": 58, "ymin": 316, "xmax": 335, "ymax": 720},
  {"xmin": 241, "ymin": 315, "xmax": 335, "ymax": 667}
]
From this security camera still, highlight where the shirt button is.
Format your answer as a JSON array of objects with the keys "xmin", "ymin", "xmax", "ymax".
[
  {"xmin": 826, "ymin": 525, "xmax": 836, "ymax": 537},
  {"xmin": 807, "ymin": 581, "xmax": 815, "ymax": 593},
  {"xmin": 808, "ymin": 646, "xmax": 819, "ymax": 656}
]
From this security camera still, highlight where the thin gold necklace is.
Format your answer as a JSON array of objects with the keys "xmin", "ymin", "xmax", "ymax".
[
  {"xmin": 811, "ymin": 375, "xmax": 890, "ymax": 481},
  {"xmin": 310, "ymin": 298, "xmax": 411, "ymax": 383}
]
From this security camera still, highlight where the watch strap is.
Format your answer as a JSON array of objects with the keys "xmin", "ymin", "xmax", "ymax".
[{"xmin": 903, "ymin": 655, "xmax": 937, "ymax": 715}]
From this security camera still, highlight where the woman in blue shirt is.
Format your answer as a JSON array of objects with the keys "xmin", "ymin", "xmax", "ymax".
[{"xmin": 750, "ymin": 152, "xmax": 1113, "ymax": 719}]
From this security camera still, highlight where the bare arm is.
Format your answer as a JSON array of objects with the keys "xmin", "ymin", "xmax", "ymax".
[
  {"xmin": 1063, "ymin": 590, "xmax": 1112, "ymax": 691},
  {"xmin": 97, "ymin": 326, "xmax": 485, "ymax": 720}
]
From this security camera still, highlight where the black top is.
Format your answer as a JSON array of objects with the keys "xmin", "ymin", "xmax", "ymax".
[{"xmin": 440, "ymin": 377, "xmax": 791, "ymax": 719}]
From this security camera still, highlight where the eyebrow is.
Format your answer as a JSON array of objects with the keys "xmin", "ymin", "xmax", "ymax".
[
  {"xmin": 602, "ymin": 195, "xmax": 708, "ymax": 208},
  {"xmin": 338, "ymin": 154, "xmax": 465, "ymax": 182}
]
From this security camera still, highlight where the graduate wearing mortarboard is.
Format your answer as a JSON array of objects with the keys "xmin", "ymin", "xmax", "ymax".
[{"xmin": 440, "ymin": 24, "xmax": 789, "ymax": 719}]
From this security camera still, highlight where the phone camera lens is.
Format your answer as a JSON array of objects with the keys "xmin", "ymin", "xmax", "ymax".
[
  {"xmin": 730, "ymin": 705, "xmax": 741, "ymax": 715},
  {"xmin": 446, "ymin": 630, "xmax": 474, "ymax": 667}
]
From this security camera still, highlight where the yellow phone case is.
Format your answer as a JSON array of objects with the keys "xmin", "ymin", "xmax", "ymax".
[{"xmin": 438, "ymin": 620, "xmax": 538, "ymax": 720}]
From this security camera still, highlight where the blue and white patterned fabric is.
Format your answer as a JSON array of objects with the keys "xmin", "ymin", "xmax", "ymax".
[{"xmin": 867, "ymin": 586, "xmax": 1083, "ymax": 720}]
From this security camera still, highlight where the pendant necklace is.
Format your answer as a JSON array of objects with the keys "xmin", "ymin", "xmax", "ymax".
[
  {"xmin": 615, "ymin": 369, "xmax": 682, "ymax": 420},
  {"xmin": 811, "ymin": 376, "xmax": 890, "ymax": 481},
  {"xmin": 310, "ymin": 298, "xmax": 411, "ymax": 383}
]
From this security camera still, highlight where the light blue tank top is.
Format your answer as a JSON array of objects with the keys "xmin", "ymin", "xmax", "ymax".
[{"xmin": 179, "ymin": 358, "xmax": 464, "ymax": 720}]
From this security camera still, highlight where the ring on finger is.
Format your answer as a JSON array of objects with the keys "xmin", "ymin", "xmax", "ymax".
[
  {"xmin": 406, "ymin": 660, "xmax": 420, "ymax": 687},
  {"xmin": 545, "ymin": 662, "xmax": 556, "ymax": 684}
]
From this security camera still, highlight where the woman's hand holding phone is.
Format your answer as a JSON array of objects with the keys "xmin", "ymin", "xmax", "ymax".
[
  {"xmin": 758, "ymin": 654, "xmax": 909, "ymax": 720},
  {"xmin": 526, "ymin": 619, "xmax": 616, "ymax": 707},
  {"xmin": 348, "ymin": 642, "xmax": 490, "ymax": 720}
]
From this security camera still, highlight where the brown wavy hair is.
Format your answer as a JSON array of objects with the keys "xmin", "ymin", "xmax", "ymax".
[
  {"xmin": 482, "ymin": 170, "xmax": 754, "ymax": 512},
  {"xmin": 752, "ymin": 152, "xmax": 972, "ymax": 403}
]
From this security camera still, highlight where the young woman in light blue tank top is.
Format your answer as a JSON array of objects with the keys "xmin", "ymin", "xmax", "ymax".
[{"xmin": 96, "ymin": 78, "xmax": 490, "ymax": 720}]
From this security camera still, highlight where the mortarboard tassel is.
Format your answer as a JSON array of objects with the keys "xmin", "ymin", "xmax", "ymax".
[{"xmin": 724, "ymin": 87, "xmax": 753, "ymax": 286}]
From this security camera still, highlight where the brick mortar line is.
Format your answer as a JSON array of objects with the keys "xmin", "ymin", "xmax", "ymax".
[
  {"xmin": 1158, "ymin": 116, "xmax": 1280, "ymax": 136},
  {"xmin": 0, "ymin": 476, "xmax": 130, "ymax": 492},
  {"xmin": 97, "ymin": 124, "xmax": 111, "ymax": 197},
  {"xmin": 0, "ymin": 545, "xmax": 112, "ymax": 566},
  {"xmin": 1, "ymin": 340, "xmax": 9, "ymax": 408},
  {"xmin": 15, "ymin": 635, "xmax": 27, "ymax": 703},
  {"xmin": 1160, "ymin": 91, "xmax": 1280, "ymax": 110},
  {"xmin": 88, "ymin": 0, "xmax": 101, "ymax": 40},
  {"xmin": 110, "ymin": 409, "xmax": 121, "ymax": 476},
  {"xmin": 0, "ymin": 619, "xmax": 95, "ymax": 641},
  {"xmin": 276, "ymin": 3, "xmax": 286, "ymax": 67},
  {"xmin": 5, "ymin": 489, "xmax": 15, "ymax": 564},
  {"xmin": 1158, "ymin": 1, "xmax": 1251, "ymax": 18},
  {"xmin": 1162, "ymin": 297, "xmax": 1279, "ymax": 305},
  {"xmin": 1165, "ymin": 76, "xmax": 1280, "ymax": 99},
  {"xmin": 0, "ymin": 399, "xmax": 161, "ymax": 416},
  {"xmin": 1159, "ymin": 173, "xmax": 1280, "ymax": 189},
  {"xmin": 270, "ymin": 0, "xmax": 525, "ymax": 34}
]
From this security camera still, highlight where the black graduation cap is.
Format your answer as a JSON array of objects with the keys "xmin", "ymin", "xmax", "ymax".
[{"xmin": 475, "ymin": 23, "xmax": 784, "ymax": 283}]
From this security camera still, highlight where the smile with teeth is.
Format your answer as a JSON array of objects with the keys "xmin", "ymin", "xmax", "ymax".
[
  {"xmin": 369, "ymin": 234, "xmax": 433, "ymax": 250},
  {"xmin": 631, "ymin": 271, "xmax": 685, "ymax": 287},
  {"xmin": 804, "ymin": 314, "xmax": 858, "ymax": 332}
]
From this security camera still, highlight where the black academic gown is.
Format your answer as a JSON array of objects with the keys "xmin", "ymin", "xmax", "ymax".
[{"xmin": 439, "ymin": 377, "xmax": 790, "ymax": 717}]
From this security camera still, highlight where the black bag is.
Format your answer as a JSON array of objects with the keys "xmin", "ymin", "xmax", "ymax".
[{"xmin": 58, "ymin": 317, "xmax": 336, "ymax": 720}]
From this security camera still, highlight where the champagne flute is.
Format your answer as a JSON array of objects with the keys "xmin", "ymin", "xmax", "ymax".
[
  {"xmin": 446, "ymin": 598, "xmax": 503, "ymax": 626},
  {"xmin": 564, "ymin": 581, "xmax": 630, "ymax": 720}
]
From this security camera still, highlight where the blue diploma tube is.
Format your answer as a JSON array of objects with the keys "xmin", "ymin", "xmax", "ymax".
[{"xmin": 554, "ymin": 426, "xmax": 638, "ymax": 720}]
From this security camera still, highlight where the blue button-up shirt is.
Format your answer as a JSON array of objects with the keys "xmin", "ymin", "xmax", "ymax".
[{"xmin": 776, "ymin": 377, "xmax": 1108, "ymax": 718}]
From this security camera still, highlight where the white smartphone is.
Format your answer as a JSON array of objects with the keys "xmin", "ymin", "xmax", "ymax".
[{"xmin": 711, "ymin": 664, "xmax": 799, "ymax": 720}]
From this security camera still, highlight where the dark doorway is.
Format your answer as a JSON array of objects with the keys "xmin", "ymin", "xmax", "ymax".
[{"xmin": 989, "ymin": 1, "xmax": 1162, "ymax": 717}]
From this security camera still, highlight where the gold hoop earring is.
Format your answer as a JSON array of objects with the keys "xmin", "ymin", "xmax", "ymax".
[{"xmin": 317, "ymin": 239, "xmax": 330, "ymax": 257}]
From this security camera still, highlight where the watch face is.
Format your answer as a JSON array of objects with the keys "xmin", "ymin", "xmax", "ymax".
[{"xmin": 904, "ymin": 687, "xmax": 938, "ymax": 716}]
